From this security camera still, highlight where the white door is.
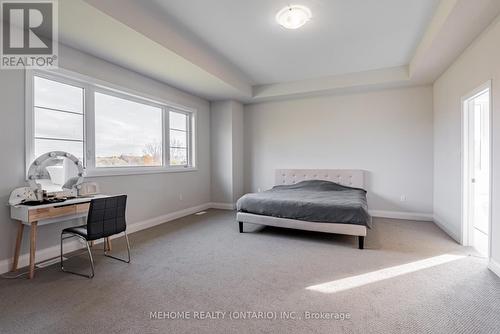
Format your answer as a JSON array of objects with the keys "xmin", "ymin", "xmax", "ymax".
[{"xmin": 463, "ymin": 86, "xmax": 490, "ymax": 256}]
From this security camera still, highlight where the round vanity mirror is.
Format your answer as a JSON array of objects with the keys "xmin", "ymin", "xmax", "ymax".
[{"xmin": 27, "ymin": 151, "xmax": 84, "ymax": 196}]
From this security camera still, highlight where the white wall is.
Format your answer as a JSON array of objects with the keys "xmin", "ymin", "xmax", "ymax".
[
  {"xmin": 210, "ymin": 100, "xmax": 244, "ymax": 204},
  {"xmin": 433, "ymin": 15, "xmax": 500, "ymax": 262},
  {"xmin": 0, "ymin": 44, "xmax": 211, "ymax": 265},
  {"xmin": 244, "ymin": 86, "xmax": 434, "ymax": 216},
  {"xmin": 231, "ymin": 102, "xmax": 244, "ymax": 201},
  {"xmin": 211, "ymin": 101, "xmax": 233, "ymax": 203}
]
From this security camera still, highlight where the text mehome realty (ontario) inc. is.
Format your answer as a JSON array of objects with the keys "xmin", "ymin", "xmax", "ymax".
[{"xmin": 149, "ymin": 310, "xmax": 352, "ymax": 321}]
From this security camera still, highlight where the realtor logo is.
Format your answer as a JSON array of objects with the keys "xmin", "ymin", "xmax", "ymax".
[{"xmin": 1, "ymin": 0, "xmax": 58, "ymax": 69}]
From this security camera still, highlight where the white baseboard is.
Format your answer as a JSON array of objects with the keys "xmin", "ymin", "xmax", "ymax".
[
  {"xmin": 432, "ymin": 215, "xmax": 461, "ymax": 243},
  {"xmin": 369, "ymin": 210, "xmax": 434, "ymax": 222},
  {"xmin": 0, "ymin": 237, "xmax": 84, "ymax": 276},
  {"xmin": 371, "ymin": 211, "xmax": 462, "ymax": 244},
  {"xmin": 126, "ymin": 203, "xmax": 212, "ymax": 234},
  {"xmin": 488, "ymin": 259, "xmax": 500, "ymax": 278},
  {"xmin": 209, "ymin": 202, "xmax": 235, "ymax": 210},
  {"xmin": 0, "ymin": 202, "xmax": 214, "ymax": 275}
]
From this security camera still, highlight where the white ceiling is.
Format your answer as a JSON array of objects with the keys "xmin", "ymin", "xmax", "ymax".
[
  {"xmin": 69, "ymin": 0, "xmax": 500, "ymax": 102},
  {"xmin": 145, "ymin": 0, "xmax": 440, "ymax": 85}
]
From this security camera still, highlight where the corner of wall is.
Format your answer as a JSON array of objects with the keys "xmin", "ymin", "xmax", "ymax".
[{"xmin": 210, "ymin": 100, "xmax": 244, "ymax": 204}]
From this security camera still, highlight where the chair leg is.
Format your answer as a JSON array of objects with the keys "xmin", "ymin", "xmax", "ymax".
[
  {"xmin": 86, "ymin": 241, "xmax": 95, "ymax": 278},
  {"xmin": 104, "ymin": 232, "xmax": 131, "ymax": 263},
  {"xmin": 60, "ymin": 232, "xmax": 63, "ymax": 271},
  {"xmin": 60, "ymin": 232, "xmax": 95, "ymax": 278},
  {"xmin": 239, "ymin": 222, "xmax": 243, "ymax": 233}
]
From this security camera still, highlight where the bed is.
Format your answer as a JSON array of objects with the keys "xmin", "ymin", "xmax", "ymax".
[{"xmin": 236, "ymin": 169, "xmax": 371, "ymax": 249}]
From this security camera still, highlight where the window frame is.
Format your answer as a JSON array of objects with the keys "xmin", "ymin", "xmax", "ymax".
[
  {"xmin": 168, "ymin": 108, "xmax": 194, "ymax": 167},
  {"xmin": 25, "ymin": 69, "xmax": 197, "ymax": 177},
  {"xmin": 92, "ymin": 87, "xmax": 166, "ymax": 171}
]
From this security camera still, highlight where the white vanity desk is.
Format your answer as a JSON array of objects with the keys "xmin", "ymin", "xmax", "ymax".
[
  {"xmin": 10, "ymin": 195, "xmax": 110, "ymax": 279},
  {"xmin": 9, "ymin": 151, "xmax": 114, "ymax": 279}
]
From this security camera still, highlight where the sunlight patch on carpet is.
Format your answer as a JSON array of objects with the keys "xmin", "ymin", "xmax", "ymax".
[{"xmin": 306, "ymin": 254, "xmax": 465, "ymax": 293}]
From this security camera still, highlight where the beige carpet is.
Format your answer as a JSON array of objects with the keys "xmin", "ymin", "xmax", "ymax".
[{"xmin": 1, "ymin": 209, "xmax": 499, "ymax": 334}]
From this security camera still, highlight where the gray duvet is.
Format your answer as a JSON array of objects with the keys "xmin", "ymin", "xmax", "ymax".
[{"xmin": 236, "ymin": 180, "xmax": 371, "ymax": 228}]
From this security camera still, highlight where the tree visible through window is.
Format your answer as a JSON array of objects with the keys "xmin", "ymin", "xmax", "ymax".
[
  {"xmin": 95, "ymin": 92, "xmax": 163, "ymax": 167},
  {"xmin": 28, "ymin": 70, "xmax": 196, "ymax": 174},
  {"xmin": 169, "ymin": 111, "xmax": 189, "ymax": 166}
]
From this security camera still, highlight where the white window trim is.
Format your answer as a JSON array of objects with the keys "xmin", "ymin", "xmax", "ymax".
[
  {"xmin": 169, "ymin": 108, "xmax": 195, "ymax": 167},
  {"xmin": 25, "ymin": 68, "xmax": 198, "ymax": 178}
]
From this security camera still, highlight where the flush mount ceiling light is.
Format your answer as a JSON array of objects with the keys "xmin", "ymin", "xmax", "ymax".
[{"xmin": 276, "ymin": 5, "xmax": 312, "ymax": 29}]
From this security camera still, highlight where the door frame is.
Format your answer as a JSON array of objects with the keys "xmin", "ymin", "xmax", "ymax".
[{"xmin": 461, "ymin": 80, "xmax": 492, "ymax": 257}]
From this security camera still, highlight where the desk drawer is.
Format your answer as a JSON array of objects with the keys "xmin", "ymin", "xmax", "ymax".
[
  {"xmin": 76, "ymin": 203, "xmax": 90, "ymax": 214},
  {"xmin": 29, "ymin": 205, "xmax": 76, "ymax": 222}
]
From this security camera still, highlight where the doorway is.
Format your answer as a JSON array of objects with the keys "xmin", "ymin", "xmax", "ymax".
[{"xmin": 462, "ymin": 81, "xmax": 491, "ymax": 257}]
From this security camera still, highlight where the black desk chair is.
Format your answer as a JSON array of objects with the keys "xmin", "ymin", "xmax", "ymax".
[{"xmin": 60, "ymin": 195, "xmax": 130, "ymax": 278}]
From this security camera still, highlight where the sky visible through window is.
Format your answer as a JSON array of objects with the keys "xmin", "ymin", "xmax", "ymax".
[
  {"xmin": 95, "ymin": 92, "xmax": 163, "ymax": 167},
  {"xmin": 34, "ymin": 76, "xmax": 84, "ymax": 161},
  {"xmin": 169, "ymin": 111, "xmax": 188, "ymax": 166},
  {"xmin": 33, "ymin": 75, "xmax": 192, "ymax": 169}
]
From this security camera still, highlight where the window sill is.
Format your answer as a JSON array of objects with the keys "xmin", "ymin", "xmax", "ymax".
[{"xmin": 84, "ymin": 166, "xmax": 198, "ymax": 178}]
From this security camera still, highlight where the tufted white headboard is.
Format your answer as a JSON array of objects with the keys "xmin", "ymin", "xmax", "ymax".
[{"xmin": 275, "ymin": 169, "xmax": 365, "ymax": 189}]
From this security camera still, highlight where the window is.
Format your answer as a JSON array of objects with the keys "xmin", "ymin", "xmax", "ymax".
[
  {"xmin": 95, "ymin": 92, "xmax": 163, "ymax": 168},
  {"xmin": 33, "ymin": 76, "xmax": 84, "ymax": 161},
  {"xmin": 169, "ymin": 111, "xmax": 190, "ymax": 166},
  {"xmin": 27, "ymin": 70, "xmax": 196, "ymax": 176}
]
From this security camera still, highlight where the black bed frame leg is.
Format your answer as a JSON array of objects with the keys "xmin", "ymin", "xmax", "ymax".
[
  {"xmin": 358, "ymin": 236, "xmax": 364, "ymax": 249},
  {"xmin": 239, "ymin": 222, "xmax": 243, "ymax": 233}
]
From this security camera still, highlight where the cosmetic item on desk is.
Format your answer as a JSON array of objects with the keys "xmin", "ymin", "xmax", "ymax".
[
  {"xmin": 8, "ymin": 186, "xmax": 43, "ymax": 206},
  {"xmin": 78, "ymin": 182, "xmax": 100, "ymax": 196}
]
